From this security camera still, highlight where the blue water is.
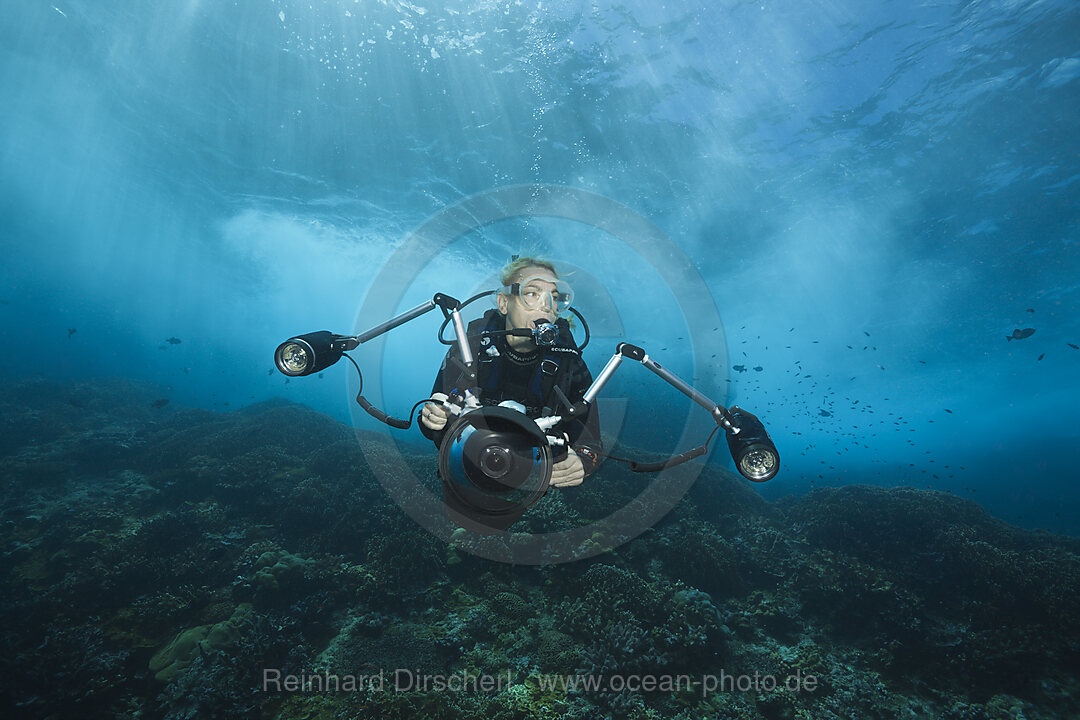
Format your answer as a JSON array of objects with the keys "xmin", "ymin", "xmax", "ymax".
[{"xmin": 2, "ymin": 0, "xmax": 1078, "ymax": 532}]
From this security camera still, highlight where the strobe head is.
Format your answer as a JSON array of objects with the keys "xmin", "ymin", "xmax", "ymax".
[
  {"xmin": 438, "ymin": 406, "xmax": 553, "ymax": 534},
  {"xmin": 725, "ymin": 407, "xmax": 780, "ymax": 482},
  {"xmin": 275, "ymin": 331, "xmax": 346, "ymax": 377}
]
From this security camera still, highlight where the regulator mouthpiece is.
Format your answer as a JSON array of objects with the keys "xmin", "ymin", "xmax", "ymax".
[{"xmin": 532, "ymin": 320, "xmax": 559, "ymax": 347}]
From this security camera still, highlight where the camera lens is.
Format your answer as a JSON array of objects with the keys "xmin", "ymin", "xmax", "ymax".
[{"xmin": 479, "ymin": 445, "xmax": 512, "ymax": 479}]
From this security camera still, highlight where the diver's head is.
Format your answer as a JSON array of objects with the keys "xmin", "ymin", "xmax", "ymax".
[{"xmin": 496, "ymin": 257, "xmax": 573, "ymax": 349}]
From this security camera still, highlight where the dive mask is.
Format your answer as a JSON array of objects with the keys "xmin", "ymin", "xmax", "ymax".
[{"xmin": 503, "ymin": 275, "xmax": 574, "ymax": 316}]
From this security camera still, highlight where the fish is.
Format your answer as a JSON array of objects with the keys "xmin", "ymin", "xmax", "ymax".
[
  {"xmin": 944, "ymin": 409, "xmax": 952, "ymax": 414},
  {"xmin": 1068, "ymin": 343, "xmax": 1079, "ymax": 350},
  {"xmin": 864, "ymin": 331, "xmax": 870, "ymax": 337},
  {"xmin": 166, "ymin": 337, "xmax": 182, "ymax": 345},
  {"xmin": 1006, "ymin": 328, "xmax": 1035, "ymax": 341},
  {"xmin": 1037, "ymin": 353, "xmax": 1045, "ymax": 361},
  {"xmin": 819, "ymin": 409, "xmax": 832, "ymax": 417},
  {"xmin": 1026, "ymin": 308, "xmax": 1035, "ymax": 312},
  {"xmin": 732, "ymin": 364, "xmax": 747, "ymax": 372},
  {"xmin": 67, "ymin": 328, "xmax": 76, "ymax": 338},
  {"xmin": 151, "ymin": 398, "xmax": 169, "ymax": 409},
  {"xmin": 753, "ymin": 366, "xmax": 763, "ymax": 372}
]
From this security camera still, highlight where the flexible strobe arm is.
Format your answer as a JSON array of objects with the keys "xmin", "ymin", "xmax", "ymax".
[
  {"xmin": 271, "ymin": 292, "xmax": 483, "ymax": 427},
  {"xmin": 570, "ymin": 342, "xmax": 779, "ymax": 481}
]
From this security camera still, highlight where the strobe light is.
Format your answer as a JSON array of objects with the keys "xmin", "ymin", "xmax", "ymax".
[
  {"xmin": 726, "ymin": 407, "xmax": 780, "ymax": 482},
  {"xmin": 275, "ymin": 331, "xmax": 354, "ymax": 377}
]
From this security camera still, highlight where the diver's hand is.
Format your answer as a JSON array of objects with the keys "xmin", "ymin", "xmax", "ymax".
[
  {"xmin": 421, "ymin": 392, "xmax": 450, "ymax": 431},
  {"xmin": 550, "ymin": 449, "xmax": 585, "ymax": 487}
]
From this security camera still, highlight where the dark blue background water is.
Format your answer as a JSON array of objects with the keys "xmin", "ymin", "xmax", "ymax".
[{"xmin": 2, "ymin": 0, "xmax": 1078, "ymax": 532}]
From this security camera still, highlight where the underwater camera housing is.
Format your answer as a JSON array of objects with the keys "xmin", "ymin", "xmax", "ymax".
[{"xmin": 438, "ymin": 405, "xmax": 554, "ymax": 533}]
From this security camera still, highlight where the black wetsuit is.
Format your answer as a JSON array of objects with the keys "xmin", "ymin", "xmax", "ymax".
[{"xmin": 419, "ymin": 309, "xmax": 602, "ymax": 476}]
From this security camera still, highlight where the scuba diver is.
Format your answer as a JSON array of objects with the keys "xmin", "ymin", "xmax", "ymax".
[
  {"xmin": 275, "ymin": 255, "xmax": 778, "ymax": 536},
  {"xmin": 419, "ymin": 257, "xmax": 602, "ymax": 489}
]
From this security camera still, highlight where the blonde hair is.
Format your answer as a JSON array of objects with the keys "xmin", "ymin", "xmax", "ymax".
[{"xmin": 499, "ymin": 256, "xmax": 558, "ymax": 287}]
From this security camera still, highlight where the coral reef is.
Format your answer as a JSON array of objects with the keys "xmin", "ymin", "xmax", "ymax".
[
  {"xmin": 149, "ymin": 603, "xmax": 255, "ymax": 681},
  {"xmin": 0, "ymin": 378, "xmax": 1077, "ymax": 719}
]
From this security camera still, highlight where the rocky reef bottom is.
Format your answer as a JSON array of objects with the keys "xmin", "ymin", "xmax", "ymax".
[{"xmin": 1, "ymin": 378, "xmax": 1078, "ymax": 719}]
